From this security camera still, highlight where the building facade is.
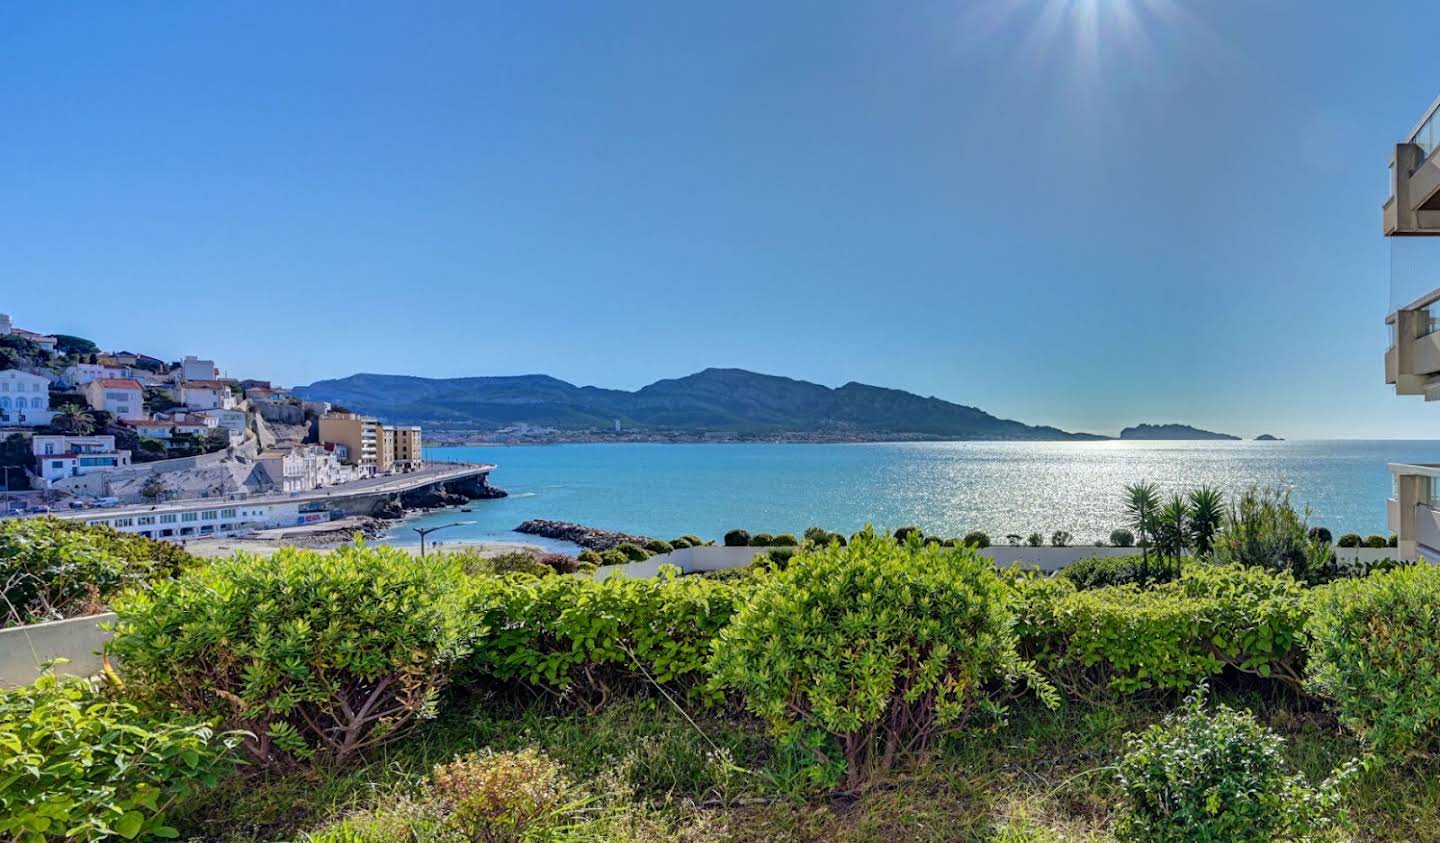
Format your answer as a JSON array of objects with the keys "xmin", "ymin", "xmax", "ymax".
[
  {"xmin": 1383, "ymin": 93, "xmax": 1440, "ymax": 559},
  {"xmin": 82, "ymin": 378, "xmax": 145, "ymax": 421},
  {"xmin": 0, "ymin": 370, "xmax": 54, "ymax": 427},
  {"xmin": 318, "ymin": 412, "xmax": 388, "ymax": 475},
  {"xmin": 386, "ymin": 425, "xmax": 424, "ymax": 471},
  {"xmin": 31, "ymin": 435, "xmax": 132, "ymax": 483}
]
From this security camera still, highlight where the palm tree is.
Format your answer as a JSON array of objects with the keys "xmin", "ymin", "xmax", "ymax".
[
  {"xmin": 54, "ymin": 403, "xmax": 95, "ymax": 436},
  {"xmin": 1124, "ymin": 482, "xmax": 1161, "ymax": 584},
  {"xmin": 1187, "ymin": 486, "xmax": 1225, "ymax": 557},
  {"xmin": 1155, "ymin": 494, "xmax": 1190, "ymax": 572}
]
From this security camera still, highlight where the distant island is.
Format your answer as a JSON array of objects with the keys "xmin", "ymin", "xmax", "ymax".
[
  {"xmin": 295, "ymin": 368, "xmax": 1112, "ymax": 444},
  {"xmin": 1255, "ymin": 433, "xmax": 1284, "ymax": 441},
  {"xmin": 1118, "ymin": 423, "xmax": 1241, "ymax": 441}
]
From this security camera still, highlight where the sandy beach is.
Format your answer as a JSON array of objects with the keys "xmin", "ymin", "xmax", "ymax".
[{"xmin": 181, "ymin": 518, "xmax": 549, "ymax": 559}]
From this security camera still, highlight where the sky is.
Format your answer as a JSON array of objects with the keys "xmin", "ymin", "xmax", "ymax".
[{"xmin": 3, "ymin": 1, "xmax": 1439, "ymax": 439}]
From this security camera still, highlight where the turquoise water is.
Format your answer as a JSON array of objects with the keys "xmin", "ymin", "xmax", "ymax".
[{"xmin": 382, "ymin": 441, "xmax": 1440, "ymax": 549}]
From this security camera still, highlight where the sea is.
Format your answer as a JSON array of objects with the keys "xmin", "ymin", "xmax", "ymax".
[{"xmin": 380, "ymin": 440, "xmax": 1440, "ymax": 550}]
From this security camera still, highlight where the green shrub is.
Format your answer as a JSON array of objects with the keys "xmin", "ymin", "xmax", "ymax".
[
  {"xmin": 892, "ymin": 526, "xmax": 922, "ymax": 543},
  {"xmin": 1109, "ymin": 529, "xmax": 1135, "ymax": 547},
  {"xmin": 1336, "ymin": 533, "xmax": 1361, "ymax": 548},
  {"xmin": 598, "ymin": 549, "xmax": 629, "ymax": 566},
  {"xmin": 669, "ymin": 536, "xmax": 694, "ymax": 549},
  {"xmin": 770, "ymin": 533, "xmax": 797, "ymax": 547},
  {"xmin": 642, "ymin": 539, "xmax": 674, "ymax": 555},
  {"xmin": 576, "ymin": 549, "xmax": 602, "ymax": 565},
  {"xmin": 708, "ymin": 530, "xmax": 1053, "ymax": 789},
  {"xmin": 723, "ymin": 529, "xmax": 750, "ymax": 547},
  {"xmin": 803, "ymin": 526, "xmax": 831, "ymax": 545},
  {"xmin": 1026, "ymin": 532, "xmax": 1043, "ymax": 547},
  {"xmin": 748, "ymin": 533, "xmax": 774, "ymax": 547},
  {"xmin": 108, "ymin": 543, "xmax": 472, "ymax": 768},
  {"xmin": 614, "ymin": 542, "xmax": 650, "ymax": 561},
  {"xmin": 1018, "ymin": 564, "xmax": 1307, "ymax": 698},
  {"xmin": 1116, "ymin": 689, "xmax": 1353, "ymax": 843},
  {"xmin": 1364, "ymin": 534, "xmax": 1387, "ymax": 548},
  {"xmin": 478, "ymin": 550, "xmax": 551, "ymax": 577},
  {"xmin": 0, "ymin": 669, "xmax": 243, "ymax": 842},
  {"xmin": 758, "ymin": 546, "xmax": 798, "ymax": 570},
  {"xmin": 1308, "ymin": 526, "xmax": 1333, "ymax": 544},
  {"xmin": 429, "ymin": 748, "xmax": 578, "ymax": 842},
  {"xmin": 470, "ymin": 570, "xmax": 744, "ymax": 706},
  {"xmin": 676, "ymin": 534, "xmax": 704, "ymax": 547},
  {"xmin": 1211, "ymin": 486, "xmax": 1327, "ymax": 582},
  {"xmin": 1306, "ymin": 564, "xmax": 1440, "ymax": 758},
  {"xmin": 1057, "ymin": 554, "xmax": 1184, "ymax": 590},
  {"xmin": 0, "ymin": 517, "xmax": 194, "ymax": 627},
  {"xmin": 1050, "ymin": 530, "xmax": 1072, "ymax": 547},
  {"xmin": 963, "ymin": 530, "xmax": 990, "ymax": 548}
]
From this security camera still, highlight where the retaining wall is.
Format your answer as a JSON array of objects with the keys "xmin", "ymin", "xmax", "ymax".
[{"xmin": 0, "ymin": 613, "xmax": 115, "ymax": 688}]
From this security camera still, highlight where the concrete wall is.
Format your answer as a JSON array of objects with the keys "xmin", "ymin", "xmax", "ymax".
[{"xmin": 0, "ymin": 613, "xmax": 115, "ymax": 688}]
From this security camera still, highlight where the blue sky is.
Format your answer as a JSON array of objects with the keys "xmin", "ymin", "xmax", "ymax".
[{"xmin": 2, "ymin": 1, "xmax": 1438, "ymax": 438}]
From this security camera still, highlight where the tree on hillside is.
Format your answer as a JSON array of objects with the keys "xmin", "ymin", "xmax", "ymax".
[
  {"xmin": 53, "ymin": 334, "xmax": 99, "ymax": 356},
  {"xmin": 53, "ymin": 404, "xmax": 95, "ymax": 436}
]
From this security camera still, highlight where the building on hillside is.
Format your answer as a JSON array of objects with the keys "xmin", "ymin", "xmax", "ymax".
[
  {"xmin": 62, "ymin": 362, "xmax": 123, "ymax": 387},
  {"xmin": 1383, "ymin": 92, "xmax": 1440, "ymax": 559},
  {"xmin": 11, "ymin": 328, "xmax": 57, "ymax": 353},
  {"xmin": 31, "ymin": 435, "xmax": 131, "ymax": 483},
  {"xmin": 176, "ymin": 355, "xmax": 219, "ymax": 382},
  {"xmin": 244, "ymin": 386, "xmax": 292, "ymax": 404},
  {"xmin": 256, "ymin": 445, "xmax": 361, "ymax": 493},
  {"xmin": 194, "ymin": 407, "xmax": 248, "ymax": 432},
  {"xmin": 82, "ymin": 378, "xmax": 145, "ymax": 421},
  {"xmin": 386, "ymin": 425, "xmax": 424, "ymax": 471},
  {"xmin": 317, "ymin": 412, "xmax": 387, "ymax": 475},
  {"xmin": 125, "ymin": 418, "xmax": 215, "ymax": 440},
  {"xmin": 0, "ymin": 370, "xmax": 54, "ymax": 427},
  {"xmin": 173, "ymin": 380, "xmax": 236, "ymax": 411}
]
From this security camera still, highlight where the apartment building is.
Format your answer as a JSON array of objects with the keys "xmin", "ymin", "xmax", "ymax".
[
  {"xmin": 1383, "ymin": 93, "xmax": 1440, "ymax": 559},
  {"xmin": 387, "ymin": 425, "xmax": 424, "ymax": 472},
  {"xmin": 318, "ymin": 412, "xmax": 388, "ymax": 475},
  {"xmin": 82, "ymin": 378, "xmax": 145, "ymax": 421},
  {"xmin": 31, "ymin": 435, "xmax": 132, "ymax": 483},
  {"xmin": 0, "ymin": 369, "xmax": 55, "ymax": 427}
]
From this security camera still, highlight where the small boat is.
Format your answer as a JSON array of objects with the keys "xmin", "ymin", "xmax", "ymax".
[{"xmin": 460, "ymin": 508, "xmax": 472, "ymax": 512}]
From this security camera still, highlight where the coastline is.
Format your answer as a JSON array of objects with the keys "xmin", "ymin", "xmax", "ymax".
[{"xmin": 183, "ymin": 533, "xmax": 549, "ymax": 559}]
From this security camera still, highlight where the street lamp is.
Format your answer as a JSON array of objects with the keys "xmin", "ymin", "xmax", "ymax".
[{"xmin": 412, "ymin": 521, "xmax": 475, "ymax": 557}]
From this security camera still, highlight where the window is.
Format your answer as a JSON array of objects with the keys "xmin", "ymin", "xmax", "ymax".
[
  {"xmin": 201, "ymin": 510, "xmax": 218, "ymax": 521},
  {"xmin": 160, "ymin": 514, "xmax": 177, "ymax": 524},
  {"xmin": 181, "ymin": 512, "xmax": 198, "ymax": 522},
  {"xmin": 138, "ymin": 516, "xmax": 155, "ymax": 526},
  {"xmin": 114, "ymin": 518, "xmax": 133, "ymax": 527},
  {"xmin": 221, "ymin": 508, "xmax": 237, "ymax": 518}
]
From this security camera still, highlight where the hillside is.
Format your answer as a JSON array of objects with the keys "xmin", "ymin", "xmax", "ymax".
[
  {"xmin": 1119, "ymin": 423, "xmax": 1241, "ymax": 441},
  {"xmin": 294, "ymin": 368, "xmax": 1107, "ymax": 441}
]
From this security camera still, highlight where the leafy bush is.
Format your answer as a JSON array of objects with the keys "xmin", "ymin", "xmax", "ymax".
[
  {"xmin": 1056, "ymin": 555, "xmax": 1184, "ymax": 590},
  {"xmin": 1336, "ymin": 533, "xmax": 1361, "ymax": 548},
  {"xmin": 770, "ymin": 533, "xmax": 797, "ymax": 547},
  {"xmin": 614, "ymin": 542, "xmax": 651, "ymax": 561},
  {"xmin": 1306, "ymin": 564, "xmax": 1440, "ymax": 758},
  {"xmin": 669, "ymin": 536, "xmax": 694, "ymax": 549},
  {"xmin": 758, "ymin": 546, "xmax": 798, "ymax": 570},
  {"xmin": 1211, "ymin": 486, "xmax": 1327, "ymax": 582},
  {"xmin": 1308, "ymin": 526, "xmax": 1333, "ymax": 544},
  {"xmin": 470, "ymin": 570, "xmax": 744, "ymax": 707},
  {"xmin": 723, "ymin": 529, "xmax": 750, "ymax": 547},
  {"xmin": 1050, "ymin": 530, "xmax": 1072, "ymax": 547},
  {"xmin": 708, "ymin": 530, "xmax": 1053, "ymax": 789},
  {"xmin": 1017, "ymin": 564, "xmax": 1308, "ymax": 697},
  {"xmin": 1109, "ymin": 529, "xmax": 1135, "ymax": 548},
  {"xmin": 963, "ymin": 530, "xmax": 990, "ymax": 548},
  {"xmin": 0, "ymin": 517, "xmax": 194, "ymax": 627},
  {"xmin": 0, "ymin": 669, "xmax": 243, "ymax": 842},
  {"xmin": 1026, "ymin": 532, "xmax": 1043, "ymax": 547},
  {"xmin": 804, "ymin": 527, "xmax": 846, "ymax": 548},
  {"xmin": 892, "ymin": 526, "xmax": 922, "ymax": 543},
  {"xmin": 748, "ymin": 533, "xmax": 774, "ymax": 547},
  {"xmin": 675, "ymin": 534, "xmax": 704, "ymax": 547},
  {"xmin": 476, "ymin": 550, "xmax": 551, "ymax": 578},
  {"xmin": 598, "ymin": 549, "xmax": 629, "ymax": 567},
  {"xmin": 1115, "ymin": 689, "xmax": 1352, "ymax": 843},
  {"xmin": 642, "ymin": 539, "xmax": 674, "ymax": 555},
  {"xmin": 1364, "ymin": 534, "xmax": 1387, "ymax": 548},
  {"xmin": 430, "ymin": 748, "xmax": 577, "ymax": 843},
  {"xmin": 576, "ymin": 549, "xmax": 602, "ymax": 566},
  {"xmin": 108, "ymin": 543, "xmax": 473, "ymax": 768}
]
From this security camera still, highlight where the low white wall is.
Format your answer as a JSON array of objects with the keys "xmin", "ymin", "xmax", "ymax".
[
  {"xmin": 0, "ymin": 612, "xmax": 115, "ymax": 688},
  {"xmin": 595, "ymin": 544, "xmax": 1143, "ymax": 579}
]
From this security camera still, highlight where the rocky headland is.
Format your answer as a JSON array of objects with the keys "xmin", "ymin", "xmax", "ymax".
[{"xmin": 515, "ymin": 519, "xmax": 653, "ymax": 550}]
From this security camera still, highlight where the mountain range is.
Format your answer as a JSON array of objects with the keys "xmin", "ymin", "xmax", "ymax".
[{"xmin": 293, "ymin": 368, "xmax": 1110, "ymax": 441}]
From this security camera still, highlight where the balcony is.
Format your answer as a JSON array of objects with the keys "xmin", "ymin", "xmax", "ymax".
[{"xmin": 1385, "ymin": 94, "xmax": 1440, "ymax": 236}]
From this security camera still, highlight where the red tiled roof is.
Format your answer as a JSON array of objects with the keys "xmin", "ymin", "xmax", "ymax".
[
  {"xmin": 182, "ymin": 380, "xmax": 227, "ymax": 390},
  {"xmin": 94, "ymin": 379, "xmax": 143, "ymax": 390}
]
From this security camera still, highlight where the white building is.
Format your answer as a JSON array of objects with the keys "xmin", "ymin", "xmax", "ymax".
[
  {"xmin": 75, "ymin": 501, "xmax": 312, "ymax": 541},
  {"xmin": 256, "ymin": 445, "xmax": 360, "ymax": 494},
  {"xmin": 126, "ymin": 419, "xmax": 214, "ymax": 440},
  {"xmin": 63, "ymin": 363, "xmax": 124, "ymax": 387},
  {"xmin": 244, "ymin": 386, "xmax": 292, "ymax": 404},
  {"xmin": 32, "ymin": 435, "xmax": 131, "ymax": 483},
  {"xmin": 194, "ymin": 408, "xmax": 247, "ymax": 431},
  {"xmin": 0, "ymin": 370, "xmax": 54, "ymax": 427},
  {"xmin": 177, "ymin": 356, "xmax": 219, "ymax": 382},
  {"xmin": 173, "ymin": 380, "xmax": 235, "ymax": 411},
  {"xmin": 82, "ymin": 378, "xmax": 145, "ymax": 421},
  {"xmin": 12, "ymin": 328, "xmax": 57, "ymax": 353}
]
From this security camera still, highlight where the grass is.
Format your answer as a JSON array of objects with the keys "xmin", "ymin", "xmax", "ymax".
[{"xmin": 170, "ymin": 682, "xmax": 1437, "ymax": 842}]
